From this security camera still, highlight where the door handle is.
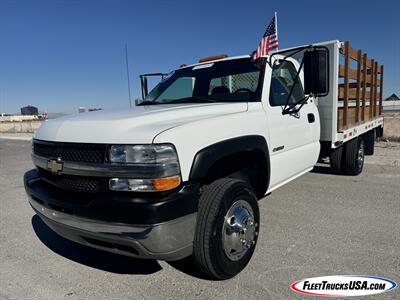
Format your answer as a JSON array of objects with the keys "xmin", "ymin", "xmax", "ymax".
[{"xmin": 307, "ymin": 113, "xmax": 315, "ymax": 123}]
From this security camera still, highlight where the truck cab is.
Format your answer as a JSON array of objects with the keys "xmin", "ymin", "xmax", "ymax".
[
  {"xmin": 139, "ymin": 54, "xmax": 321, "ymax": 191},
  {"xmin": 24, "ymin": 40, "xmax": 383, "ymax": 279}
]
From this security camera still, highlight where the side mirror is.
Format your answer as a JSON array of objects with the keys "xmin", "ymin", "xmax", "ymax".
[{"xmin": 304, "ymin": 48, "xmax": 329, "ymax": 96}]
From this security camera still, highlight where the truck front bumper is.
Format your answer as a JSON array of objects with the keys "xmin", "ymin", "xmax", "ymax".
[{"xmin": 24, "ymin": 169, "xmax": 199, "ymax": 261}]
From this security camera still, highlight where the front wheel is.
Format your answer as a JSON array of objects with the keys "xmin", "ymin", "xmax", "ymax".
[{"xmin": 193, "ymin": 178, "xmax": 260, "ymax": 280}]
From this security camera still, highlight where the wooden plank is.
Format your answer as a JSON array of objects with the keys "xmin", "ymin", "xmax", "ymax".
[
  {"xmin": 337, "ymin": 107, "xmax": 358, "ymax": 131},
  {"xmin": 379, "ymin": 65, "xmax": 384, "ymax": 115},
  {"xmin": 339, "ymin": 87, "xmax": 371, "ymax": 99},
  {"xmin": 362, "ymin": 68, "xmax": 382, "ymax": 76},
  {"xmin": 343, "ymin": 41, "xmax": 350, "ymax": 128},
  {"xmin": 355, "ymin": 50, "xmax": 362, "ymax": 123},
  {"xmin": 371, "ymin": 64, "xmax": 383, "ymax": 74},
  {"xmin": 348, "ymin": 45, "xmax": 360, "ymax": 61},
  {"xmin": 361, "ymin": 53, "xmax": 367, "ymax": 121},
  {"xmin": 366, "ymin": 57, "xmax": 373, "ymax": 68},
  {"xmin": 363, "ymin": 106, "xmax": 370, "ymax": 122},
  {"xmin": 339, "ymin": 79, "xmax": 379, "ymax": 88},
  {"xmin": 359, "ymin": 72, "xmax": 374, "ymax": 83},
  {"xmin": 337, "ymin": 43, "xmax": 382, "ymax": 131},
  {"xmin": 338, "ymin": 106, "xmax": 373, "ymax": 131},
  {"xmin": 339, "ymin": 65, "xmax": 358, "ymax": 80},
  {"xmin": 337, "ymin": 91, "xmax": 378, "ymax": 100},
  {"xmin": 373, "ymin": 61, "xmax": 378, "ymax": 116},
  {"xmin": 369, "ymin": 59, "xmax": 374, "ymax": 118}
]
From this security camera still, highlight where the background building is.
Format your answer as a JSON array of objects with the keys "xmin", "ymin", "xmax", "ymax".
[
  {"xmin": 384, "ymin": 93, "xmax": 399, "ymax": 101},
  {"xmin": 21, "ymin": 105, "xmax": 38, "ymax": 115}
]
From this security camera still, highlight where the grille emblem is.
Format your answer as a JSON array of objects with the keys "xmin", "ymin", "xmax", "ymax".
[{"xmin": 47, "ymin": 158, "xmax": 64, "ymax": 174}]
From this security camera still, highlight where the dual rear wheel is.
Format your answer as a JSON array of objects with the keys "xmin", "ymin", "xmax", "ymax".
[{"xmin": 330, "ymin": 135, "xmax": 367, "ymax": 175}]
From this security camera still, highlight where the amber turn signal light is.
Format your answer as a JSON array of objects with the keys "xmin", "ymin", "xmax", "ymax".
[{"xmin": 153, "ymin": 175, "xmax": 181, "ymax": 191}]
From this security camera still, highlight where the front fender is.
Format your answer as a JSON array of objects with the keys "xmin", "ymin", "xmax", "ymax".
[
  {"xmin": 189, "ymin": 135, "xmax": 270, "ymax": 181},
  {"xmin": 152, "ymin": 107, "xmax": 270, "ymax": 182}
]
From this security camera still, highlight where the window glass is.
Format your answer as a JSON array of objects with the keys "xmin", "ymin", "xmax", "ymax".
[
  {"xmin": 144, "ymin": 58, "xmax": 262, "ymax": 104},
  {"xmin": 155, "ymin": 77, "xmax": 195, "ymax": 103},
  {"xmin": 269, "ymin": 61, "xmax": 304, "ymax": 106},
  {"xmin": 208, "ymin": 72, "xmax": 260, "ymax": 95}
]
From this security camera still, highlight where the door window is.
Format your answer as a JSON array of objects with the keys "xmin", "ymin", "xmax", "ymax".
[{"xmin": 269, "ymin": 61, "xmax": 304, "ymax": 106}]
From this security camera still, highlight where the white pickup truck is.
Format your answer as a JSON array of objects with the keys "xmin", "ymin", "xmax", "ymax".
[{"xmin": 24, "ymin": 40, "xmax": 384, "ymax": 279}]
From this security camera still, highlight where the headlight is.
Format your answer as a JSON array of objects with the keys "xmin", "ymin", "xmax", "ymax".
[
  {"xmin": 108, "ymin": 144, "xmax": 181, "ymax": 192},
  {"xmin": 110, "ymin": 144, "xmax": 178, "ymax": 164}
]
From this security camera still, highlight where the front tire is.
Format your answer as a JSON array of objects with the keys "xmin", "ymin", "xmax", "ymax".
[
  {"xmin": 193, "ymin": 178, "xmax": 260, "ymax": 280},
  {"xmin": 344, "ymin": 137, "xmax": 365, "ymax": 175}
]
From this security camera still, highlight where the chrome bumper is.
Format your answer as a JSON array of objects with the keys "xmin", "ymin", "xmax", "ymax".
[{"xmin": 28, "ymin": 195, "xmax": 196, "ymax": 261}]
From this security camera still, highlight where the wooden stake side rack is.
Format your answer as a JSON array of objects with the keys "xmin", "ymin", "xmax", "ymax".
[{"xmin": 338, "ymin": 41, "xmax": 384, "ymax": 131}]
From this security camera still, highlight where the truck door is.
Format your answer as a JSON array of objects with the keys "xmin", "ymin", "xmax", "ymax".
[{"xmin": 262, "ymin": 58, "xmax": 320, "ymax": 190}]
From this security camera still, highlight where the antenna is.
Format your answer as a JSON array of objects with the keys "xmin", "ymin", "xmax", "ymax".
[{"xmin": 125, "ymin": 44, "xmax": 132, "ymax": 107}]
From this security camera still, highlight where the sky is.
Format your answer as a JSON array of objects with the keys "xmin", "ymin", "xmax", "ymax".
[{"xmin": 0, "ymin": 0, "xmax": 399, "ymax": 114}]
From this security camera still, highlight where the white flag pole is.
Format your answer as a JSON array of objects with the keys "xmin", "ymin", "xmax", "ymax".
[{"xmin": 275, "ymin": 11, "xmax": 279, "ymax": 50}]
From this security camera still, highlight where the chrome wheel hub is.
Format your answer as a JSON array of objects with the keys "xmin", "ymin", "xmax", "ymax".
[
  {"xmin": 357, "ymin": 141, "xmax": 364, "ymax": 169},
  {"xmin": 222, "ymin": 200, "xmax": 258, "ymax": 261}
]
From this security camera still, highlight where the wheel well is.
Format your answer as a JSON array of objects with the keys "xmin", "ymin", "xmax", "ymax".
[{"xmin": 201, "ymin": 150, "xmax": 268, "ymax": 198}]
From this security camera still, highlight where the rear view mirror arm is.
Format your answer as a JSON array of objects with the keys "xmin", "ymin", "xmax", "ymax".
[
  {"xmin": 282, "ymin": 95, "xmax": 310, "ymax": 115},
  {"xmin": 281, "ymin": 56, "xmax": 306, "ymax": 113}
]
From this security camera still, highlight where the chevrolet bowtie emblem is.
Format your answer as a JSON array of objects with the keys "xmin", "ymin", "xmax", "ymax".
[{"xmin": 47, "ymin": 158, "xmax": 64, "ymax": 174}]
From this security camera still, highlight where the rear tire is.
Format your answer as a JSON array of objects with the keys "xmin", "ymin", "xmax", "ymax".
[
  {"xmin": 330, "ymin": 146, "xmax": 343, "ymax": 174},
  {"xmin": 193, "ymin": 178, "xmax": 259, "ymax": 280},
  {"xmin": 344, "ymin": 138, "xmax": 364, "ymax": 175},
  {"xmin": 364, "ymin": 130, "xmax": 375, "ymax": 155}
]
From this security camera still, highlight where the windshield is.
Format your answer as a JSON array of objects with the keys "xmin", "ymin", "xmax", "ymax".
[{"xmin": 143, "ymin": 58, "xmax": 263, "ymax": 104}]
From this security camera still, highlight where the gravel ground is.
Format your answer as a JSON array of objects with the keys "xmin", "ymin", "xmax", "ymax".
[{"xmin": 0, "ymin": 139, "xmax": 399, "ymax": 300}]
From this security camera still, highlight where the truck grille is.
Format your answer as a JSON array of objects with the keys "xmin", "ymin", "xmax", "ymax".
[
  {"xmin": 38, "ymin": 168, "xmax": 108, "ymax": 193},
  {"xmin": 33, "ymin": 140, "xmax": 107, "ymax": 164}
]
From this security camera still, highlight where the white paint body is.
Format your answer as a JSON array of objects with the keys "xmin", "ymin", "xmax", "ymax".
[{"xmin": 34, "ymin": 40, "xmax": 381, "ymax": 194}]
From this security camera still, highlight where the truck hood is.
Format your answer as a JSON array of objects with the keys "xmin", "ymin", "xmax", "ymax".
[{"xmin": 34, "ymin": 102, "xmax": 248, "ymax": 143}]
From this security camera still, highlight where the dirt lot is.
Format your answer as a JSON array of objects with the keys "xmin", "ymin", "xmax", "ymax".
[
  {"xmin": 0, "ymin": 139, "xmax": 399, "ymax": 300},
  {"xmin": 383, "ymin": 111, "xmax": 400, "ymax": 141}
]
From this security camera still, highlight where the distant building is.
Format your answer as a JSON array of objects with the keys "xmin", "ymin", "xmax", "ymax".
[
  {"xmin": 21, "ymin": 105, "xmax": 39, "ymax": 115},
  {"xmin": 78, "ymin": 107, "xmax": 86, "ymax": 113},
  {"xmin": 88, "ymin": 108, "xmax": 103, "ymax": 112},
  {"xmin": 384, "ymin": 93, "xmax": 399, "ymax": 101},
  {"xmin": 0, "ymin": 114, "xmax": 45, "ymax": 122}
]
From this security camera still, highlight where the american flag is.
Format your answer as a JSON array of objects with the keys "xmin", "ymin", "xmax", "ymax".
[{"xmin": 252, "ymin": 13, "xmax": 279, "ymax": 61}]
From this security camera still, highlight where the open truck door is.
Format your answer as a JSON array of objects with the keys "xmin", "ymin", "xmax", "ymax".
[{"xmin": 262, "ymin": 46, "xmax": 329, "ymax": 189}]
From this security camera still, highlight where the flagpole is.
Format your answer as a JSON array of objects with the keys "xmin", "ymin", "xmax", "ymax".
[{"xmin": 275, "ymin": 11, "xmax": 278, "ymax": 50}]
